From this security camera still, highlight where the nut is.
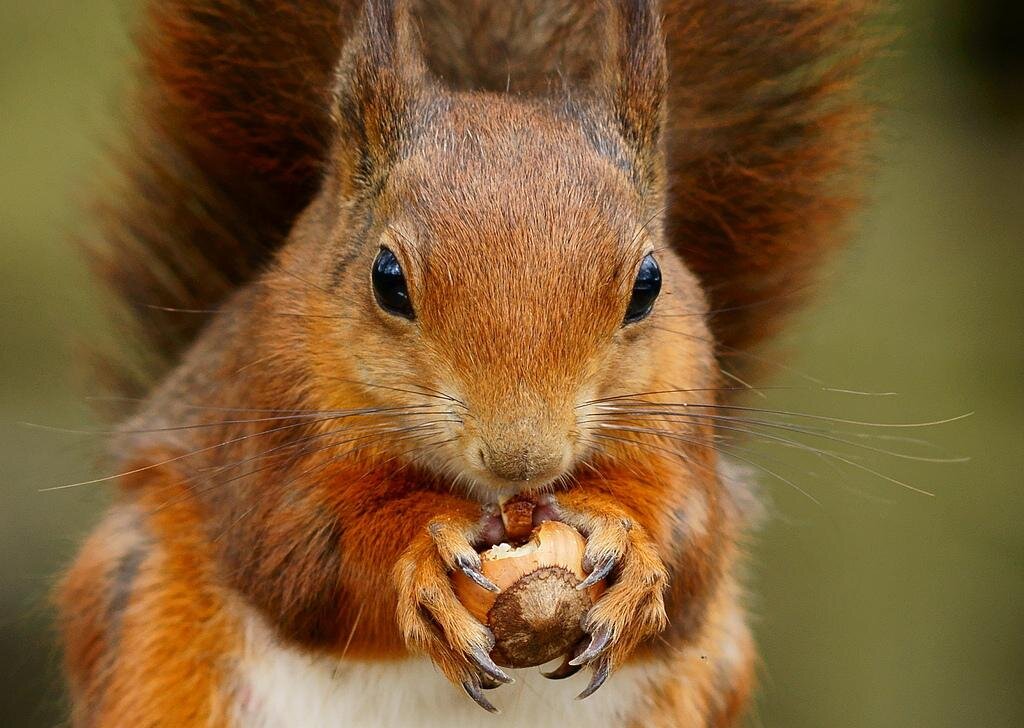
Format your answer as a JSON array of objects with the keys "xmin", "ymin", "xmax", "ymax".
[
  {"xmin": 451, "ymin": 520, "xmax": 606, "ymax": 668},
  {"xmin": 499, "ymin": 493, "xmax": 536, "ymax": 542}
]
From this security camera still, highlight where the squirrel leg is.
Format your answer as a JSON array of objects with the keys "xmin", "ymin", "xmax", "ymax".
[{"xmin": 393, "ymin": 507, "xmax": 514, "ymax": 712}]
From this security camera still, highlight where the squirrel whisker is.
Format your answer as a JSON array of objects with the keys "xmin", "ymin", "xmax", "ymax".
[
  {"xmin": 594, "ymin": 401, "xmax": 973, "ymax": 429},
  {"xmin": 169, "ymin": 424, "xmax": 457, "ymax": 517},
  {"xmin": 584, "ymin": 409, "xmax": 966, "ymax": 461},
  {"xmin": 593, "ymin": 421, "xmax": 936, "ymax": 498},
  {"xmin": 208, "ymin": 417, "xmax": 459, "ymax": 481},
  {"xmin": 588, "ymin": 429, "xmax": 824, "ymax": 507},
  {"xmin": 42, "ymin": 407, "xmax": 451, "ymax": 492}
]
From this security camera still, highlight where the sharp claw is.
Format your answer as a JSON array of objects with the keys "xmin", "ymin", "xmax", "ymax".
[
  {"xmin": 456, "ymin": 555, "xmax": 500, "ymax": 593},
  {"xmin": 479, "ymin": 674, "xmax": 502, "ymax": 690},
  {"xmin": 462, "ymin": 678, "xmax": 499, "ymax": 713},
  {"xmin": 568, "ymin": 624, "xmax": 612, "ymax": 666},
  {"xmin": 577, "ymin": 554, "xmax": 617, "ymax": 590},
  {"xmin": 541, "ymin": 655, "xmax": 583, "ymax": 680},
  {"xmin": 576, "ymin": 658, "xmax": 612, "ymax": 700},
  {"xmin": 469, "ymin": 646, "xmax": 514, "ymax": 684}
]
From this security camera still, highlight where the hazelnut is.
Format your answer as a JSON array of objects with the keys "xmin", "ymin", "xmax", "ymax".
[
  {"xmin": 499, "ymin": 493, "xmax": 536, "ymax": 542},
  {"xmin": 451, "ymin": 521, "xmax": 606, "ymax": 668}
]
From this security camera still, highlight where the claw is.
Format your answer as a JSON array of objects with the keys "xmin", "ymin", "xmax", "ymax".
[
  {"xmin": 469, "ymin": 646, "xmax": 514, "ymax": 684},
  {"xmin": 479, "ymin": 674, "xmax": 502, "ymax": 690},
  {"xmin": 463, "ymin": 678, "xmax": 499, "ymax": 713},
  {"xmin": 455, "ymin": 554, "xmax": 500, "ymax": 593},
  {"xmin": 541, "ymin": 654, "xmax": 583, "ymax": 680},
  {"xmin": 577, "ymin": 554, "xmax": 617, "ymax": 590},
  {"xmin": 568, "ymin": 623, "xmax": 612, "ymax": 666},
  {"xmin": 576, "ymin": 658, "xmax": 611, "ymax": 700}
]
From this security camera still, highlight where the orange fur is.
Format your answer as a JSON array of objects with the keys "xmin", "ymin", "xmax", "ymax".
[
  {"xmin": 59, "ymin": 477, "xmax": 237, "ymax": 726},
  {"xmin": 61, "ymin": 0, "xmax": 868, "ymax": 724}
]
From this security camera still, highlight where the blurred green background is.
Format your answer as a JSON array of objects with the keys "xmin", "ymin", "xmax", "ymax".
[{"xmin": 1, "ymin": 1, "xmax": 1021, "ymax": 726}]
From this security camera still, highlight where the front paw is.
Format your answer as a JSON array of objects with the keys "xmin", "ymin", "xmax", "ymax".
[
  {"xmin": 394, "ymin": 510, "xmax": 513, "ymax": 712},
  {"xmin": 547, "ymin": 494, "xmax": 669, "ymax": 699}
]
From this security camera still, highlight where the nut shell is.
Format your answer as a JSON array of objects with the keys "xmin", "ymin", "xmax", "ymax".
[{"xmin": 451, "ymin": 520, "xmax": 605, "ymax": 668}]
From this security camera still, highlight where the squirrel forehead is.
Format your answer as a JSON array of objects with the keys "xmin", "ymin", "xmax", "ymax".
[
  {"xmin": 384, "ymin": 165, "xmax": 641, "ymax": 296},
  {"xmin": 381, "ymin": 100, "xmax": 646, "ymax": 274}
]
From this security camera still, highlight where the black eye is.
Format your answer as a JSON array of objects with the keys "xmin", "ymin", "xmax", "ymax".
[
  {"xmin": 372, "ymin": 247, "xmax": 414, "ymax": 319},
  {"xmin": 624, "ymin": 253, "xmax": 661, "ymax": 324}
]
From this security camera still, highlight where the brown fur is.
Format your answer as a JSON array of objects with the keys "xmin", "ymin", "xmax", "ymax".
[{"xmin": 62, "ymin": 0, "xmax": 868, "ymax": 725}]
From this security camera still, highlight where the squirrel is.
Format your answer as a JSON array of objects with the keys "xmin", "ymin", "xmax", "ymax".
[{"xmin": 56, "ymin": 0, "xmax": 866, "ymax": 725}]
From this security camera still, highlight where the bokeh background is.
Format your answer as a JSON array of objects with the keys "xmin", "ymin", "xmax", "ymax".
[{"xmin": 2, "ymin": 1, "xmax": 1021, "ymax": 726}]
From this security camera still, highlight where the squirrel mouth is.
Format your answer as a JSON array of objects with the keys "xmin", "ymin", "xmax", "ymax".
[{"xmin": 477, "ymin": 494, "xmax": 561, "ymax": 548}]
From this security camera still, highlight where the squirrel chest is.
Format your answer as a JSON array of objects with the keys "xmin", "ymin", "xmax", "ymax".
[{"xmin": 234, "ymin": 609, "xmax": 658, "ymax": 728}]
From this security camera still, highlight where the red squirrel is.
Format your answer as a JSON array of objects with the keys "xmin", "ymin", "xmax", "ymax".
[{"xmin": 58, "ymin": 0, "xmax": 866, "ymax": 725}]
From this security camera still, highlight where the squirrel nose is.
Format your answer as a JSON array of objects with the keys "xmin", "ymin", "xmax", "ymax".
[{"xmin": 476, "ymin": 440, "xmax": 569, "ymax": 485}]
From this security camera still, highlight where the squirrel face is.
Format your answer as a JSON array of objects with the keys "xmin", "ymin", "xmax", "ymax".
[
  {"xmin": 293, "ymin": 95, "xmax": 714, "ymax": 496},
  {"xmin": 281, "ymin": 1, "xmax": 715, "ymax": 496},
  {"xmin": 382, "ymin": 101, "xmax": 655, "ymax": 489}
]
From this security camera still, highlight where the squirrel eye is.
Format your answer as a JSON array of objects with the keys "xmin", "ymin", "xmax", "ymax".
[
  {"xmin": 624, "ymin": 253, "xmax": 661, "ymax": 324},
  {"xmin": 372, "ymin": 247, "xmax": 414, "ymax": 319}
]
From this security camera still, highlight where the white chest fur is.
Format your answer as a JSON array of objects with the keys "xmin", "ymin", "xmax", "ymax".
[{"xmin": 234, "ymin": 613, "xmax": 658, "ymax": 728}]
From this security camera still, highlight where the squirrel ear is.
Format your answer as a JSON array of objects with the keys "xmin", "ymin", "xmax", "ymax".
[
  {"xmin": 600, "ymin": 0, "xmax": 667, "ymax": 190},
  {"xmin": 332, "ymin": 0, "xmax": 429, "ymax": 190}
]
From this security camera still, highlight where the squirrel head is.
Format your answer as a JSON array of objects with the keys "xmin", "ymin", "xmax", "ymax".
[{"xmin": 277, "ymin": 0, "xmax": 717, "ymax": 495}]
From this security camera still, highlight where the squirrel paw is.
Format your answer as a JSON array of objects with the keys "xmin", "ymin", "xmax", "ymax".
[
  {"xmin": 394, "ymin": 512, "xmax": 512, "ymax": 713},
  {"xmin": 546, "ymin": 494, "xmax": 669, "ymax": 699}
]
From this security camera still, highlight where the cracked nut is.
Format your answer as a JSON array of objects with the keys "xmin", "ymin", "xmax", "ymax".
[{"xmin": 451, "ymin": 520, "xmax": 606, "ymax": 668}]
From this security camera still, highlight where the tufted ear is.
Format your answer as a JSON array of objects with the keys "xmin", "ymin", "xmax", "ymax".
[
  {"xmin": 600, "ymin": 0, "xmax": 668, "ymax": 192},
  {"xmin": 332, "ymin": 0, "xmax": 430, "ymax": 192}
]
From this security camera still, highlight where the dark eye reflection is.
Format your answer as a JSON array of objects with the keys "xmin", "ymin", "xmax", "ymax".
[
  {"xmin": 371, "ymin": 247, "xmax": 414, "ymax": 319},
  {"xmin": 624, "ymin": 253, "xmax": 661, "ymax": 324}
]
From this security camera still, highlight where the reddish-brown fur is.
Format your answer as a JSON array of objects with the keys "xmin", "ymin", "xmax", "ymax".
[{"xmin": 61, "ymin": 0, "xmax": 867, "ymax": 724}]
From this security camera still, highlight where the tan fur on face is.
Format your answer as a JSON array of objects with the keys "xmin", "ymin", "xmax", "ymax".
[{"xmin": 317, "ymin": 92, "xmax": 686, "ymax": 492}]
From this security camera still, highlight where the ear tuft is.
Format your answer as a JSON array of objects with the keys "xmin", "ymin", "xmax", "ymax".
[
  {"xmin": 603, "ymin": 0, "xmax": 668, "ymax": 190},
  {"xmin": 333, "ymin": 0, "xmax": 429, "ymax": 191}
]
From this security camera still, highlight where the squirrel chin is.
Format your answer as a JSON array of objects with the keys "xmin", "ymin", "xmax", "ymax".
[{"xmin": 460, "ymin": 473, "xmax": 565, "ymax": 501}]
